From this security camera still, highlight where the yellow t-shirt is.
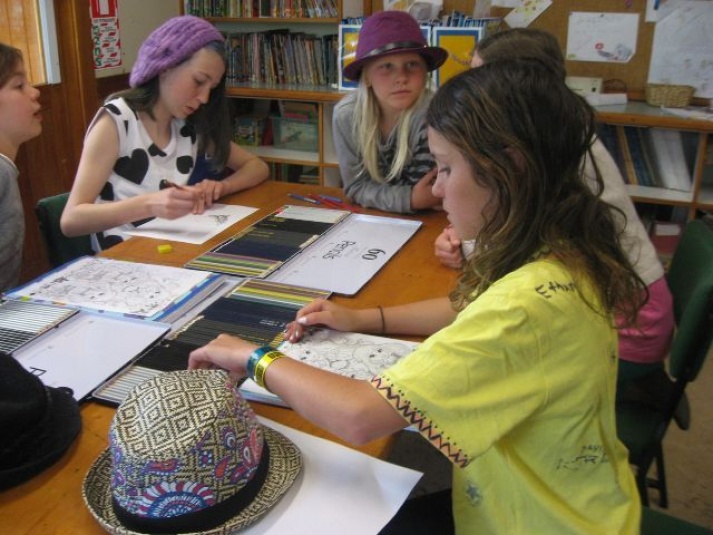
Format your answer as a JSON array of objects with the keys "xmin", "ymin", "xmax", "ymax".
[{"xmin": 373, "ymin": 258, "xmax": 640, "ymax": 534}]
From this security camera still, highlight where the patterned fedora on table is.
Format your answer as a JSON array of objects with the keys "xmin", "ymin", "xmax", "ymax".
[{"xmin": 82, "ymin": 370, "xmax": 302, "ymax": 534}]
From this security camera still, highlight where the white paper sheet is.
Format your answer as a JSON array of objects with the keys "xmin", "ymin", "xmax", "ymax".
[
  {"xmin": 566, "ymin": 12, "xmax": 639, "ymax": 63},
  {"xmin": 249, "ymin": 417, "xmax": 424, "ymax": 534},
  {"xmin": 125, "ymin": 204, "xmax": 258, "ymax": 244},
  {"xmin": 503, "ymin": 0, "xmax": 552, "ymax": 28},
  {"xmin": 648, "ymin": 1, "xmax": 713, "ymax": 98}
]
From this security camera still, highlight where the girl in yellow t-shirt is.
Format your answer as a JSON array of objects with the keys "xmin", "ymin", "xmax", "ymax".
[{"xmin": 189, "ymin": 60, "xmax": 645, "ymax": 534}]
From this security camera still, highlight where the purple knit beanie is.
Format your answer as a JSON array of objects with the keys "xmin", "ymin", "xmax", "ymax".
[{"xmin": 129, "ymin": 15, "xmax": 225, "ymax": 88}]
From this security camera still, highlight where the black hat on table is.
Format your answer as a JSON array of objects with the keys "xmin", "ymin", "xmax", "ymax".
[{"xmin": 0, "ymin": 354, "xmax": 82, "ymax": 491}]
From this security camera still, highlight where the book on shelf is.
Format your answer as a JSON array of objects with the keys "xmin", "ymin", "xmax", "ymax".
[
  {"xmin": 623, "ymin": 126, "xmax": 658, "ymax": 188},
  {"xmin": 650, "ymin": 221, "xmax": 683, "ymax": 270},
  {"xmin": 224, "ymin": 30, "xmax": 338, "ymax": 87},
  {"xmin": 597, "ymin": 123, "xmax": 693, "ymax": 193},
  {"xmin": 645, "ymin": 128, "xmax": 692, "ymax": 193}
]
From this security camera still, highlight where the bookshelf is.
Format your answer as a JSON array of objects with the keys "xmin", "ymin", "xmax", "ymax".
[
  {"xmin": 183, "ymin": 0, "xmax": 362, "ymax": 187},
  {"xmin": 594, "ymin": 101, "xmax": 713, "ymax": 220}
]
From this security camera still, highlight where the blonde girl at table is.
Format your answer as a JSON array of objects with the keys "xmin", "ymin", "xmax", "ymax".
[
  {"xmin": 61, "ymin": 16, "xmax": 268, "ymax": 251},
  {"xmin": 332, "ymin": 11, "xmax": 447, "ymax": 214},
  {"xmin": 189, "ymin": 60, "xmax": 644, "ymax": 533}
]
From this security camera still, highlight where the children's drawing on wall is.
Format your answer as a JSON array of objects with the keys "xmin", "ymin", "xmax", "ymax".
[{"xmin": 566, "ymin": 12, "xmax": 639, "ymax": 63}]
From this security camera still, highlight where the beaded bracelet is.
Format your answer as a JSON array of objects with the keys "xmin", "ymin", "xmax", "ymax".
[
  {"xmin": 247, "ymin": 345, "xmax": 272, "ymax": 379},
  {"xmin": 253, "ymin": 350, "xmax": 285, "ymax": 391}
]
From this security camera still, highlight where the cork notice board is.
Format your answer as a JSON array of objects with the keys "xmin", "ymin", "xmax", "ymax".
[{"xmin": 371, "ymin": 0, "xmax": 656, "ymax": 95}]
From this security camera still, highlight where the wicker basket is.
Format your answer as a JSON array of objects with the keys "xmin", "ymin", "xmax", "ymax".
[{"xmin": 645, "ymin": 83, "xmax": 695, "ymax": 108}]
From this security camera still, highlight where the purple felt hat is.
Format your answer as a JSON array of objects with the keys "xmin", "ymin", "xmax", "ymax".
[
  {"xmin": 130, "ymin": 15, "xmax": 225, "ymax": 88},
  {"xmin": 343, "ymin": 11, "xmax": 448, "ymax": 81}
]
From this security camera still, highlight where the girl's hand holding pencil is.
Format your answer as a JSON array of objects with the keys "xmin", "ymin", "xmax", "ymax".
[{"xmin": 155, "ymin": 179, "xmax": 205, "ymax": 218}]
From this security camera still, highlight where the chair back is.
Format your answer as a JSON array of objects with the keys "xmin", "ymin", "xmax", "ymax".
[
  {"xmin": 666, "ymin": 219, "xmax": 713, "ymax": 384},
  {"xmin": 35, "ymin": 193, "xmax": 93, "ymax": 268}
]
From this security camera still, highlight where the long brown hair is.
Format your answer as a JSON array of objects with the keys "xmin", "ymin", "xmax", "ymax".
[{"xmin": 427, "ymin": 61, "xmax": 646, "ymax": 325}]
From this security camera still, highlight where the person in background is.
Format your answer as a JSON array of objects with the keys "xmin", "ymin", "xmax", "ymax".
[
  {"xmin": 189, "ymin": 60, "xmax": 644, "ymax": 534},
  {"xmin": 61, "ymin": 15, "xmax": 268, "ymax": 251},
  {"xmin": 333, "ymin": 10, "xmax": 447, "ymax": 213},
  {"xmin": 0, "ymin": 43, "xmax": 42, "ymax": 292},
  {"xmin": 433, "ymin": 28, "xmax": 674, "ymax": 400}
]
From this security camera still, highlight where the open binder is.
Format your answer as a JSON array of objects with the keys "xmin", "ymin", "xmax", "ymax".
[{"xmin": 185, "ymin": 204, "xmax": 422, "ymax": 296}]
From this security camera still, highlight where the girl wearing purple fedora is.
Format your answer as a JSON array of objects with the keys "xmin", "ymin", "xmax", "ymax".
[
  {"xmin": 333, "ymin": 11, "xmax": 447, "ymax": 214},
  {"xmin": 61, "ymin": 15, "xmax": 269, "ymax": 251}
]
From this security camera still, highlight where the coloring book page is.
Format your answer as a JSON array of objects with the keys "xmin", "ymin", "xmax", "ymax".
[
  {"xmin": 280, "ymin": 328, "xmax": 419, "ymax": 379},
  {"xmin": 5, "ymin": 256, "xmax": 219, "ymax": 320},
  {"xmin": 240, "ymin": 328, "xmax": 419, "ymax": 406},
  {"xmin": 125, "ymin": 204, "xmax": 257, "ymax": 244}
]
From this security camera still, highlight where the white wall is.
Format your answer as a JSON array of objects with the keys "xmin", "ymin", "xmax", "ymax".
[{"xmin": 95, "ymin": 0, "xmax": 180, "ymax": 79}]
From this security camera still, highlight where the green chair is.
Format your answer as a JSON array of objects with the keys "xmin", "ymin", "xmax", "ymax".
[
  {"xmin": 617, "ymin": 219, "xmax": 713, "ymax": 507},
  {"xmin": 641, "ymin": 506, "xmax": 713, "ymax": 535},
  {"xmin": 35, "ymin": 193, "xmax": 93, "ymax": 268}
]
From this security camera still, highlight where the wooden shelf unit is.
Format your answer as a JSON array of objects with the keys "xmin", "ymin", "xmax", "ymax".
[
  {"xmin": 594, "ymin": 101, "xmax": 713, "ymax": 220},
  {"xmin": 190, "ymin": 0, "xmax": 358, "ymax": 186},
  {"xmin": 225, "ymin": 85, "xmax": 346, "ymax": 186}
]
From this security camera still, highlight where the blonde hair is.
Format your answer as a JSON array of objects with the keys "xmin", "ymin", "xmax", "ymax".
[{"xmin": 351, "ymin": 76, "xmax": 431, "ymax": 183}]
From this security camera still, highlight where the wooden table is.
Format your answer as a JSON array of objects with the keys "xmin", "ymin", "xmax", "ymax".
[{"xmin": 0, "ymin": 181, "xmax": 457, "ymax": 534}]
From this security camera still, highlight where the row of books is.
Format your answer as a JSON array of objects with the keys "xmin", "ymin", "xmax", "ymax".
[
  {"xmin": 341, "ymin": 12, "xmax": 502, "ymax": 29},
  {"xmin": 184, "ymin": 0, "xmax": 338, "ymax": 18},
  {"xmin": 598, "ymin": 124, "xmax": 693, "ymax": 192},
  {"xmin": 225, "ymin": 30, "xmax": 338, "ymax": 87}
]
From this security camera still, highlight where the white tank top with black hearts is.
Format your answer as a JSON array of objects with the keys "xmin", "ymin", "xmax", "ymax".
[{"xmin": 88, "ymin": 97, "xmax": 197, "ymax": 251}]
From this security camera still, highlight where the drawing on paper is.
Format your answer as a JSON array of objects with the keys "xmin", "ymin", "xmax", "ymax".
[{"xmin": 280, "ymin": 328, "xmax": 418, "ymax": 379}]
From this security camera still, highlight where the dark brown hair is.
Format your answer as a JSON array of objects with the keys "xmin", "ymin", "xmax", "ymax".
[
  {"xmin": 427, "ymin": 60, "xmax": 646, "ymax": 325},
  {"xmin": 476, "ymin": 28, "xmax": 566, "ymax": 81},
  {"xmin": 0, "ymin": 43, "xmax": 23, "ymax": 88}
]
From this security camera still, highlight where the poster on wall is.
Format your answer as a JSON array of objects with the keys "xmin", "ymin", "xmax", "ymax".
[
  {"xmin": 90, "ymin": 0, "xmax": 122, "ymax": 70},
  {"xmin": 432, "ymin": 27, "xmax": 483, "ymax": 88}
]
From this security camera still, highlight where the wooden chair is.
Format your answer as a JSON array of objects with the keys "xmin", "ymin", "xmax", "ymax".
[
  {"xmin": 35, "ymin": 193, "xmax": 93, "ymax": 268},
  {"xmin": 617, "ymin": 219, "xmax": 713, "ymax": 507}
]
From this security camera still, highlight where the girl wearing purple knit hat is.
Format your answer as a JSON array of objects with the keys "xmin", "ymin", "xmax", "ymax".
[
  {"xmin": 61, "ymin": 15, "xmax": 268, "ymax": 251},
  {"xmin": 333, "ymin": 11, "xmax": 447, "ymax": 214}
]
